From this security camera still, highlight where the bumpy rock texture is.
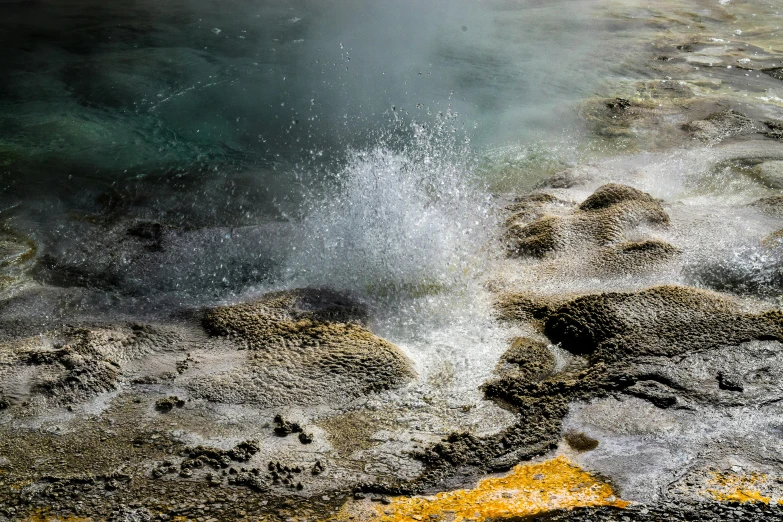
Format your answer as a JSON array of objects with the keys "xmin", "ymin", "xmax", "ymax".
[
  {"xmin": 534, "ymin": 502, "xmax": 783, "ymax": 522},
  {"xmin": 763, "ymin": 68, "xmax": 783, "ymax": 81},
  {"xmin": 505, "ymin": 184, "xmax": 678, "ymax": 277},
  {"xmin": 682, "ymin": 109, "xmax": 757, "ymax": 143},
  {"xmin": 753, "ymin": 195, "xmax": 783, "ymax": 216},
  {"xmin": 382, "ymin": 285, "xmax": 783, "ymax": 497},
  {"xmin": 0, "ymin": 323, "xmax": 176, "ymax": 409},
  {"xmin": 765, "ymin": 120, "xmax": 783, "ymax": 140},
  {"xmin": 0, "ymin": 288, "xmax": 420, "ymax": 522},
  {"xmin": 493, "ymin": 337, "xmax": 556, "ymax": 383},
  {"xmin": 193, "ymin": 288, "xmax": 415, "ymax": 407},
  {"xmin": 507, "ymin": 184, "xmax": 669, "ymax": 258},
  {"xmin": 576, "ymin": 80, "xmax": 769, "ymax": 150},
  {"xmin": 591, "ymin": 239, "xmax": 680, "ymax": 276},
  {"xmin": 543, "ymin": 285, "xmax": 783, "ymax": 362}
]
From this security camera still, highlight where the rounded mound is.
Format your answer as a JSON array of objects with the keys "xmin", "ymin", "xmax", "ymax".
[
  {"xmin": 578, "ymin": 183, "xmax": 661, "ymax": 212},
  {"xmin": 194, "ymin": 288, "xmax": 416, "ymax": 407},
  {"xmin": 543, "ymin": 285, "xmax": 783, "ymax": 361}
]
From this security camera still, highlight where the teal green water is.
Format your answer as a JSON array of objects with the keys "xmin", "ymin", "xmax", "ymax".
[{"xmin": 0, "ymin": 0, "xmax": 619, "ymax": 303}]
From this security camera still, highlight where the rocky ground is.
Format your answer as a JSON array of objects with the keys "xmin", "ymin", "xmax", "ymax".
[{"xmin": 3, "ymin": 0, "xmax": 783, "ymax": 521}]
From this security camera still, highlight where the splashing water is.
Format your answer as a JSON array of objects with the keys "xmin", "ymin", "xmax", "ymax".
[
  {"xmin": 283, "ymin": 120, "xmax": 498, "ymax": 302},
  {"xmin": 279, "ymin": 120, "xmax": 518, "ymax": 414}
]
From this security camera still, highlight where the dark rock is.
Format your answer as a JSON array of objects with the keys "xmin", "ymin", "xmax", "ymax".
[
  {"xmin": 227, "ymin": 470, "xmax": 270, "ymax": 492},
  {"xmin": 717, "ymin": 371, "xmax": 744, "ymax": 392},
  {"xmin": 564, "ymin": 431, "xmax": 599, "ymax": 452},
  {"xmin": 227, "ymin": 440, "xmax": 260, "ymax": 462},
  {"xmin": 274, "ymin": 415, "xmax": 303, "ymax": 437},
  {"xmin": 762, "ymin": 68, "xmax": 783, "ymax": 81},
  {"xmin": 543, "ymin": 285, "xmax": 783, "ymax": 362},
  {"xmin": 606, "ymin": 98, "xmax": 631, "ymax": 111},
  {"xmin": 625, "ymin": 380, "xmax": 679, "ymax": 408},
  {"xmin": 155, "ymin": 396, "xmax": 185, "ymax": 412},
  {"xmin": 764, "ymin": 120, "xmax": 783, "ymax": 140},
  {"xmin": 181, "ymin": 441, "xmax": 260, "ymax": 472},
  {"xmin": 152, "ymin": 461, "xmax": 177, "ymax": 479},
  {"xmin": 206, "ymin": 473, "xmax": 222, "ymax": 487}
]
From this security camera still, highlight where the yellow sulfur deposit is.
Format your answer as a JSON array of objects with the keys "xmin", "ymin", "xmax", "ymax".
[
  {"xmin": 332, "ymin": 455, "xmax": 629, "ymax": 521},
  {"xmin": 704, "ymin": 471, "xmax": 775, "ymax": 504}
]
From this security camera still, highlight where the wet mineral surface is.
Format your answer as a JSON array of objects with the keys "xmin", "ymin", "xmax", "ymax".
[{"xmin": 3, "ymin": 0, "xmax": 783, "ymax": 521}]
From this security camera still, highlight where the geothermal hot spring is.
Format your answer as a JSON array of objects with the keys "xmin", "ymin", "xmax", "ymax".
[{"xmin": 2, "ymin": 0, "xmax": 783, "ymax": 521}]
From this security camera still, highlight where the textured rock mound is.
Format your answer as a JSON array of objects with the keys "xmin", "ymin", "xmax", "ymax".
[
  {"xmin": 764, "ymin": 120, "xmax": 783, "ymax": 140},
  {"xmin": 543, "ymin": 285, "xmax": 783, "ymax": 362},
  {"xmin": 503, "ymin": 193, "xmax": 561, "ymax": 225},
  {"xmin": 494, "ymin": 292, "xmax": 563, "ymax": 323},
  {"xmin": 193, "ymin": 288, "xmax": 415, "ymax": 407},
  {"xmin": 494, "ymin": 337, "xmax": 556, "ymax": 383},
  {"xmin": 0, "ymin": 323, "xmax": 175, "ymax": 408},
  {"xmin": 591, "ymin": 239, "xmax": 680, "ymax": 276},
  {"xmin": 491, "ymin": 287, "xmax": 783, "ymax": 412},
  {"xmin": 507, "ymin": 215, "xmax": 561, "ymax": 258},
  {"xmin": 576, "ymin": 81, "xmax": 753, "ymax": 149},
  {"xmin": 682, "ymin": 109, "xmax": 756, "ymax": 143},
  {"xmin": 505, "ymin": 185, "xmax": 674, "ymax": 275},
  {"xmin": 763, "ymin": 68, "xmax": 783, "ymax": 81},
  {"xmin": 577, "ymin": 184, "xmax": 660, "ymax": 211}
]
